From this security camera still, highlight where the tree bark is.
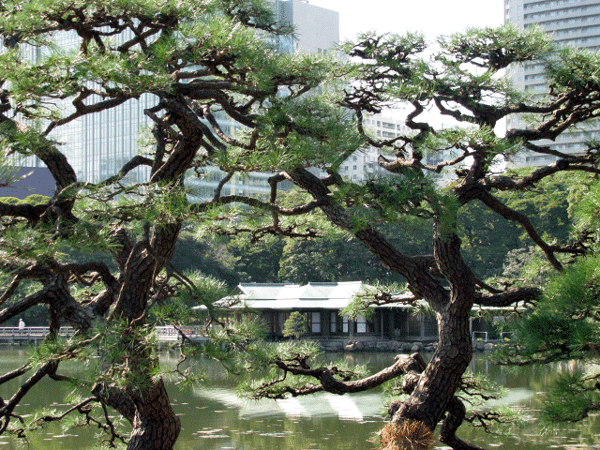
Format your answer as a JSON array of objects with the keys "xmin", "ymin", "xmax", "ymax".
[
  {"xmin": 393, "ymin": 230, "xmax": 475, "ymax": 445},
  {"xmin": 99, "ymin": 222, "xmax": 183, "ymax": 448},
  {"xmin": 393, "ymin": 305, "xmax": 472, "ymax": 431},
  {"xmin": 93, "ymin": 378, "xmax": 181, "ymax": 450},
  {"xmin": 128, "ymin": 379, "xmax": 181, "ymax": 450}
]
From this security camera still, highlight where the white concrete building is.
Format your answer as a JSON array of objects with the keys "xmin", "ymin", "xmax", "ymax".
[
  {"xmin": 275, "ymin": 0, "xmax": 340, "ymax": 54},
  {"xmin": 505, "ymin": 0, "xmax": 600, "ymax": 167},
  {"xmin": 338, "ymin": 114, "xmax": 410, "ymax": 183},
  {"xmin": 335, "ymin": 113, "xmax": 459, "ymax": 186}
]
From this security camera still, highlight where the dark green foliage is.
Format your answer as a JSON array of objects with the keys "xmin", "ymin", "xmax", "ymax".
[
  {"xmin": 173, "ymin": 170, "xmax": 581, "ymax": 286},
  {"xmin": 539, "ymin": 370, "xmax": 600, "ymax": 424},
  {"xmin": 504, "ymin": 175, "xmax": 600, "ymax": 360},
  {"xmin": 278, "ymin": 232, "xmax": 409, "ymax": 284},
  {"xmin": 458, "ymin": 171, "xmax": 576, "ymax": 279},
  {"xmin": 499, "ymin": 180, "xmax": 600, "ymax": 424},
  {"xmin": 170, "ymin": 232, "xmax": 241, "ymax": 287},
  {"xmin": 169, "ymin": 231, "xmax": 284, "ymax": 285},
  {"xmin": 223, "ymin": 236, "xmax": 285, "ymax": 283},
  {"xmin": 458, "ymin": 201, "xmax": 523, "ymax": 278},
  {"xmin": 277, "ymin": 210, "xmax": 434, "ymax": 285},
  {"xmin": 507, "ymin": 254, "xmax": 600, "ymax": 362},
  {"xmin": 572, "ymin": 177, "xmax": 600, "ymax": 235}
]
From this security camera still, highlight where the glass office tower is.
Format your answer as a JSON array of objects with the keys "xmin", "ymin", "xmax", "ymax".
[{"xmin": 15, "ymin": 1, "xmax": 339, "ymax": 185}]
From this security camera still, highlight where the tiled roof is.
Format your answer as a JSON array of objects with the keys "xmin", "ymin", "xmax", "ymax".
[{"xmin": 212, "ymin": 282, "xmax": 412, "ymax": 310}]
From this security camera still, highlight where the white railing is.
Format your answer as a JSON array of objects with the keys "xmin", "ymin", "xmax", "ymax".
[
  {"xmin": 155, "ymin": 326, "xmax": 205, "ymax": 342},
  {"xmin": 0, "ymin": 326, "xmax": 204, "ymax": 343},
  {"xmin": 0, "ymin": 327, "xmax": 74, "ymax": 338},
  {"xmin": 155, "ymin": 326, "xmax": 180, "ymax": 342}
]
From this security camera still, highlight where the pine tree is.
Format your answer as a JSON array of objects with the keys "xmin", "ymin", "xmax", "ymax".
[
  {"xmin": 0, "ymin": 1, "xmax": 349, "ymax": 448},
  {"xmin": 282, "ymin": 311, "xmax": 308, "ymax": 340},
  {"xmin": 251, "ymin": 26, "xmax": 600, "ymax": 449},
  {"xmin": 2, "ymin": 3, "xmax": 600, "ymax": 449}
]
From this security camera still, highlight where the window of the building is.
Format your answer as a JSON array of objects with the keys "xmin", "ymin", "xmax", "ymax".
[
  {"xmin": 310, "ymin": 312, "xmax": 321, "ymax": 333},
  {"xmin": 356, "ymin": 315, "xmax": 370, "ymax": 334},
  {"xmin": 330, "ymin": 313, "xmax": 337, "ymax": 333},
  {"xmin": 342, "ymin": 317, "xmax": 350, "ymax": 333},
  {"xmin": 277, "ymin": 312, "xmax": 289, "ymax": 334},
  {"xmin": 424, "ymin": 319, "xmax": 438, "ymax": 337}
]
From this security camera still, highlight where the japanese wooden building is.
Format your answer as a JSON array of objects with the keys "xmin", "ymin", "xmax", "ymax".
[{"xmin": 202, "ymin": 282, "xmax": 442, "ymax": 342}]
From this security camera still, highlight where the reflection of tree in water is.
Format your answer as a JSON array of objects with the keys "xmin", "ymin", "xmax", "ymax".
[
  {"xmin": 2, "ymin": 348, "xmax": 600, "ymax": 450},
  {"xmin": 233, "ymin": 416, "xmax": 381, "ymax": 450},
  {"xmin": 456, "ymin": 358, "xmax": 600, "ymax": 450},
  {"xmin": 525, "ymin": 360, "xmax": 586, "ymax": 393}
]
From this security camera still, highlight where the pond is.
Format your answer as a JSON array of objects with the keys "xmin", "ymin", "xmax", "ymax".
[{"xmin": 0, "ymin": 348, "xmax": 598, "ymax": 450}]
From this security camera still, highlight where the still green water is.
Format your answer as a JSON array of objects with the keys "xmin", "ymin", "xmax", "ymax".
[{"xmin": 0, "ymin": 348, "xmax": 598, "ymax": 450}]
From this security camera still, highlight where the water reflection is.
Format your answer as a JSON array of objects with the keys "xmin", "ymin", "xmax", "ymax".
[{"xmin": 0, "ymin": 348, "xmax": 599, "ymax": 449}]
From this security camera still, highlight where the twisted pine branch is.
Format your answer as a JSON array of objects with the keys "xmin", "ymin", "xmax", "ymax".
[{"xmin": 256, "ymin": 353, "xmax": 424, "ymax": 399}]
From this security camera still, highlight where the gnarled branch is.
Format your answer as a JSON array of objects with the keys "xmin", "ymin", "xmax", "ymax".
[{"xmin": 257, "ymin": 353, "xmax": 425, "ymax": 399}]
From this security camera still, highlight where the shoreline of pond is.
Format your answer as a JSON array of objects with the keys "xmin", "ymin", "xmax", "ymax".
[{"xmin": 0, "ymin": 348, "xmax": 597, "ymax": 450}]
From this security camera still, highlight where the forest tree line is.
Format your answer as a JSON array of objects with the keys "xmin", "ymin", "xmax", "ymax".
[{"xmin": 172, "ymin": 170, "xmax": 585, "ymax": 288}]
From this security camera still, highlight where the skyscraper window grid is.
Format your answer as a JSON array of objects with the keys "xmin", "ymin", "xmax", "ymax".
[
  {"xmin": 8, "ymin": 1, "xmax": 338, "ymax": 186},
  {"xmin": 505, "ymin": 0, "xmax": 600, "ymax": 167}
]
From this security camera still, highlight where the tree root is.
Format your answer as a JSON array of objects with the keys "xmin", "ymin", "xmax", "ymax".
[
  {"xmin": 440, "ymin": 397, "xmax": 485, "ymax": 450},
  {"xmin": 378, "ymin": 420, "xmax": 433, "ymax": 450}
]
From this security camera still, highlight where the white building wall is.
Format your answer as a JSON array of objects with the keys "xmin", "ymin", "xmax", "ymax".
[
  {"xmin": 338, "ymin": 114, "xmax": 410, "ymax": 183},
  {"xmin": 279, "ymin": 0, "xmax": 339, "ymax": 54},
  {"xmin": 505, "ymin": 0, "xmax": 600, "ymax": 167}
]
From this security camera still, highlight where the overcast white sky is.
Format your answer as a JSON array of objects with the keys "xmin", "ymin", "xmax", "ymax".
[
  {"xmin": 306, "ymin": 0, "xmax": 505, "ymax": 42},
  {"xmin": 302, "ymin": 0, "xmax": 507, "ymax": 130}
]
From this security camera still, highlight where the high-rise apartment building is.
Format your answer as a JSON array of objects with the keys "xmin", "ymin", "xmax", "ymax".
[
  {"xmin": 338, "ymin": 115, "xmax": 410, "ymax": 183},
  {"xmin": 505, "ymin": 0, "xmax": 600, "ymax": 167}
]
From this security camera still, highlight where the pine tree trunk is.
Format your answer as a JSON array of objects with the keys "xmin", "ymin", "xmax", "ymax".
[
  {"xmin": 394, "ymin": 231, "xmax": 474, "ymax": 433},
  {"xmin": 93, "ymin": 377, "xmax": 181, "ymax": 450},
  {"xmin": 392, "ymin": 305, "xmax": 472, "ymax": 430},
  {"xmin": 127, "ymin": 379, "xmax": 181, "ymax": 450},
  {"xmin": 102, "ymin": 224, "xmax": 183, "ymax": 450}
]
